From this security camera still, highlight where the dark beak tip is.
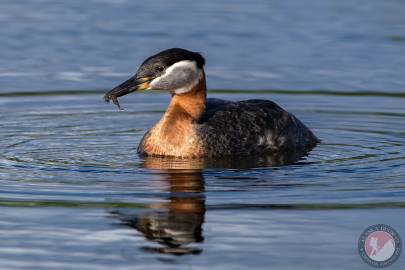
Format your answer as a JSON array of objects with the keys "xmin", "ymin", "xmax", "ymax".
[
  {"xmin": 103, "ymin": 94, "xmax": 111, "ymax": 103},
  {"xmin": 103, "ymin": 91, "xmax": 123, "ymax": 110}
]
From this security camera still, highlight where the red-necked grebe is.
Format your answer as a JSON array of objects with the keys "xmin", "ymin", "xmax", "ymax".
[{"xmin": 104, "ymin": 48, "xmax": 319, "ymax": 158}]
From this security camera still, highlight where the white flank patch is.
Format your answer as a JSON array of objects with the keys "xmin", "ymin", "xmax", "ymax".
[{"xmin": 150, "ymin": 60, "xmax": 202, "ymax": 94}]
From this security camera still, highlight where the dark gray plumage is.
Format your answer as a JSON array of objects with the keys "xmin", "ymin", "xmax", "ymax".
[
  {"xmin": 105, "ymin": 48, "xmax": 319, "ymax": 158},
  {"xmin": 197, "ymin": 98, "xmax": 319, "ymax": 157}
]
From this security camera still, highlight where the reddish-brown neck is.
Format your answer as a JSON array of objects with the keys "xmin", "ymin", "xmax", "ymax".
[
  {"xmin": 166, "ymin": 71, "xmax": 207, "ymax": 120},
  {"xmin": 137, "ymin": 72, "xmax": 207, "ymax": 157}
]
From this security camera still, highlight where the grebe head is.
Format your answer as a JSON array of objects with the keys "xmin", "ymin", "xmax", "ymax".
[{"xmin": 104, "ymin": 48, "xmax": 205, "ymax": 109}]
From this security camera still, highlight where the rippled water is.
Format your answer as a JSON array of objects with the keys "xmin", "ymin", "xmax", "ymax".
[
  {"xmin": 1, "ymin": 0, "xmax": 405, "ymax": 269},
  {"xmin": 1, "ymin": 91, "xmax": 405, "ymax": 269}
]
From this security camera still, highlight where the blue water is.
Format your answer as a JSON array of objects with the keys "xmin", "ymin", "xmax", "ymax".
[
  {"xmin": 1, "ymin": 0, "xmax": 405, "ymax": 92},
  {"xmin": 1, "ymin": 1, "xmax": 405, "ymax": 269}
]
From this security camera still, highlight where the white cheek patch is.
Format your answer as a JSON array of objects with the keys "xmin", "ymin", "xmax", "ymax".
[
  {"xmin": 173, "ymin": 69, "xmax": 202, "ymax": 94},
  {"xmin": 149, "ymin": 60, "xmax": 202, "ymax": 94}
]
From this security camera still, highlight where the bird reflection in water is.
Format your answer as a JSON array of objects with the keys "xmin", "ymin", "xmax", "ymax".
[
  {"xmin": 111, "ymin": 158, "xmax": 206, "ymax": 255},
  {"xmin": 110, "ymin": 149, "xmax": 313, "ymax": 255}
]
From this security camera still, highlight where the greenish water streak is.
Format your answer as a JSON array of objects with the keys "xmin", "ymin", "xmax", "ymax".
[
  {"xmin": 1, "ymin": 89, "xmax": 405, "ymax": 98},
  {"xmin": 1, "ymin": 200, "xmax": 404, "ymax": 210},
  {"xmin": 0, "ymin": 200, "xmax": 147, "ymax": 208}
]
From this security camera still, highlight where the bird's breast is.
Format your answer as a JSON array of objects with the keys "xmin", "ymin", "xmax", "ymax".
[{"xmin": 138, "ymin": 122, "xmax": 204, "ymax": 158}]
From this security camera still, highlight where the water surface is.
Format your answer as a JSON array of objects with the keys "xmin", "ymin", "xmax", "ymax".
[
  {"xmin": 1, "ymin": 0, "xmax": 405, "ymax": 92},
  {"xmin": 1, "ymin": 0, "xmax": 405, "ymax": 269},
  {"xmin": 1, "ymin": 91, "xmax": 405, "ymax": 269}
]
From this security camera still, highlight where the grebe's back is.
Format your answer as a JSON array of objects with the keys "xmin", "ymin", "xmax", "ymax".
[{"xmin": 197, "ymin": 98, "xmax": 318, "ymax": 157}]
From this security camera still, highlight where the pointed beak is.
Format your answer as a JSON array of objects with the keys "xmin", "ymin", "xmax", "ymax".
[{"xmin": 104, "ymin": 76, "xmax": 153, "ymax": 110}]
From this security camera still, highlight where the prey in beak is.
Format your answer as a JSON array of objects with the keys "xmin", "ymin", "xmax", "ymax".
[
  {"xmin": 104, "ymin": 48, "xmax": 206, "ymax": 110},
  {"xmin": 104, "ymin": 76, "xmax": 153, "ymax": 110}
]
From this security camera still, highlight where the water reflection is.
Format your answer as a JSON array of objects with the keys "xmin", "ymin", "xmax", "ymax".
[
  {"xmin": 110, "ymin": 151, "xmax": 310, "ymax": 255},
  {"xmin": 112, "ymin": 159, "xmax": 205, "ymax": 255}
]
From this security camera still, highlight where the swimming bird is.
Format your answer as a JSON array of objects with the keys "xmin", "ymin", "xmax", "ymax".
[{"xmin": 104, "ymin": 48, "xmax": 319, "ymax": 158}]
